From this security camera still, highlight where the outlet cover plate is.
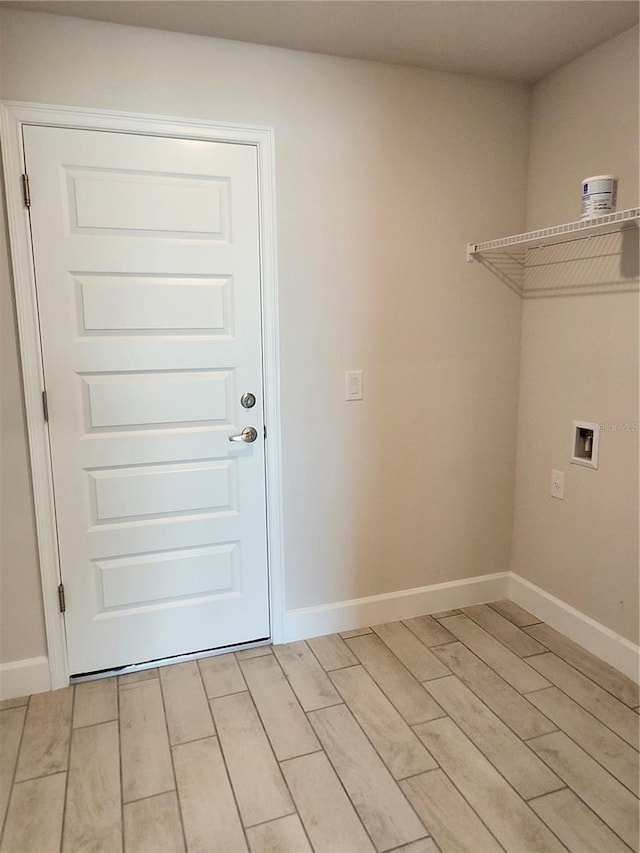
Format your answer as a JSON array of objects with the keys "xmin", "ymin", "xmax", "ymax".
[{"xmin": 551, "ymin": 469, "xmax": 565, "ymax": 500}]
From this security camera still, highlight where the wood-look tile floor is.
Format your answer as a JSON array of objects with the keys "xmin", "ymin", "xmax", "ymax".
[{"xmin": 1, "ymin": 600, "xmax": 639, "ymax": 853}]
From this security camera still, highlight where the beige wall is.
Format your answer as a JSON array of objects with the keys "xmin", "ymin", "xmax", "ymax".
[
  {"xmin": 511, "ymin": 26, "xmax": 639, "ymax": 643},
  {"xmin": 0, "ymin": 9, "xmax": 528, "ymax": 663}
]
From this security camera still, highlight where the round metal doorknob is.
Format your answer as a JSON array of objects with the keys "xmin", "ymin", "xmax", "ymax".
[{"xmin": 228, "ymin": 426, "xmax": 258, "ymax": 443}]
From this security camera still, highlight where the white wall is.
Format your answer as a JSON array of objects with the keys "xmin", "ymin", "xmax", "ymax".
[
  {"xmin": 511, "ymin": 26, "xmax": 639, "ymax": 644},
  {"xmin": 0, "ymin": 9, "xmax": 529, "ymax": 665}
]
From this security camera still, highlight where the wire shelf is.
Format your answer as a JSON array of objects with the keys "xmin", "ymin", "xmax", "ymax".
[{"xmin": 467, "ymin": 208, "xmax": 640, "ymax": 297}]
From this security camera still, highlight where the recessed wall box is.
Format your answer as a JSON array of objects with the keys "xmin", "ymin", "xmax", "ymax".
[{"xmin": 571, "ymin": 420, "xmax": 599, "ymax": 469}]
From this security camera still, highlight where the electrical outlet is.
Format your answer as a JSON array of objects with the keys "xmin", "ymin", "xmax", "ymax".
[{"xmin": 550, "ymin": 469, "xmax": 565, "ymax": 500}]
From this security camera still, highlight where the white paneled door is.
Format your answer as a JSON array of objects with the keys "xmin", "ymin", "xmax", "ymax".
[{"xmin": 23, "ymin": 125, "xmax": 270, "ymax": 674}]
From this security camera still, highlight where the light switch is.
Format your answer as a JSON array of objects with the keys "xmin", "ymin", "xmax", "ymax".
[{"xmin": 345, "ymin": 370, "xmax": 363, "ymax": 401}]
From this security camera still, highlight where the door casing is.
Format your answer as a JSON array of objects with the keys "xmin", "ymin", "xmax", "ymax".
[{"xmin": 1, "ymin": 101, "xmax": 285, "ymax": 689}]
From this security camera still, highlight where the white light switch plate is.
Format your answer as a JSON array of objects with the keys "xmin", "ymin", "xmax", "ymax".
[
  {"xmin": 550, "ymin": 469, "xmax": 565, "ymax": 500},
  {"xmin": 345, "ymin": 370, "xmax": 363, "ymax": 401}
]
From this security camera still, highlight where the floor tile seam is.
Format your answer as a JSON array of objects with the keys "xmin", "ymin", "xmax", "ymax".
[
  {"xmin": 524, "ymin": 786, "xmax": 571, "ymax": 804},
  {"xmin": 301, "ymin": 700, "xmax": 345, "ymax": 712},
  {"xmin": 0, "ymin": 698, "xmax": 30, "ymax": 711},
  {"xmin": 233, "ymin": 645, "xmax": 274, "ymax": 662},
  {"xmin": 453, "ymin": 727, "xmax": 575, "ymax": 853},
  {"xmin": 427, "ymin": 642, "xmax": 559, "ymax": 738},
  {"xmin": 394, "ymin": 767, "xmax": 441, "ymax": 784},
  {"xmin": 521, "ymin": 694, "xmax": 637, "ymax": 753},
  {"xmin": 157, "ymin": 671, "xmax": 189, "ymax": 853},
  {"xmin": 305, "ymin": 700, "xmax": 431, "ymax": 847},
  {"xmin": 204, "ymin": 685, "xmax": 249, "ymax": 702},
  {"xmin": 8, "ymin": 765, "xmax": 75, "ymax": 785},
  {"xmin": 269, "ymin": 750, "xmax": 326, "ymax": 853},
  {"xmin": 524, "ymin": 724, "xmax": 640, "ymax": 799},
  {"xmin": 117, "ymin": 672, "xmax": 159, "ymax": 689},
  {"xmin": 460, "ymin": 608, "xmax": 548, "ymax": 658},
  {"xmin": 13, "ymin": 687, "xmax": 75, "ymax": 786},
  {"xmin": 122, "ymin": 787, "xmax": 179, "ymax": 807},
  {"xmin": 190, "ymin": 653, "xmax": 220, "ymax": 738},
  {"xmin": 1, "ymin": 766, "xmax": 69, "ymax": 853},
  {"xmin": 0, "ymin": 699, "xmax": 30, "ymax": 846},
  {"xmin": 410, "ymin": 636, "xmax": 460, "ymax": 652},
  {"xmin": 286, "ymin": 638, "xmax": 356, "ymax": 703},
  {"xmin": 420, "ymin": 675, "xmax": 560, "ymax": 742},
  {"xmin": 400, "ymin": 617, "xmax": 456, "ymax": 650},
  {"xmin": 420, "ymin": 676, "xmax": 560, "ymax": 743},
  {"xmin": 419, "ymin": 675, "xmax": 453, "ymax": 687},
  {"xmin": 72, "ymin": 714, "xmax": 119, "ymax": 731},
  {"xmin": 239, "ymin": 657, "xmax": 324, "ymax": 762},
  {"xmin": 530, "ymin": 775, "xmax": 638, "ymax": 852},
  {"xmin": 339, "ymin": 629, "xmax": 374, "ymax": 640},
  {"xmin": 369, "ymin": 626, "xmax": 453, "ymax": 682},
  {"xmin": 410, "ymin": 715, "xmax": 567, "ymax": 820},
  {"xmin": 242, "ymin": 808, "xmax": 299, "ymax": 831},
  {"xmin": 346, "ymin": 634, "xmax": 445, "ymax": 689},
  {"xmin": 323, "ymin": 661, "xmax": 360, "ymax": 672},
  {"xmin": 519, "ymin": 666, "xmax": 640, "ymax": 750},
  {"xmin": 524, "ymin": 774, "xmax": 631, "ymax": 853},
  {"xmin": 304, "ymin": 635, "xmax": 346, "ymax": 675},
  {"xmin": 238, "ymin": 649, "xmax": 323, "ymax": 759},
  {"xmin": 521, "ymin": 783, "xmax": 568, "ymax": 802},
  {"xmin": 56, "ymin": 684, "xmax": 75, "ymax": 853},
  {"xmin": 216, "ymin": 684, "xmax": 295, "ymax": 834},
  {"xmin": 385, "ymin": 842, "xmax": 437, "ymax": 853},
  {"xmin": 196, "ymin": 653, "xmax": 248, "ymax": 701},
  {"xmin": 283, "ymin": 735, "xmax": 392, "ymax": 853},
  {"xmin": 331, "ymin": 680, "xmax": 444, "ymax": 775},
  {"xmin": 399, "ymin": 737, "xmax": 508, "ymax": 853},
  {"xmin": 203, "ymin": 704, "xmax": 252, "ymax": 853},
  {"xmin": 531, "ymin": 729, "xmax": 638, "ymax": 812},
  {"xmin": 486, "ymin": 601, "xmax": 543, "ymax": 628},
  {"xmin": 520, "ymin": 632, "xmax": 639, "ymax": 709},
  {"xmin": 377, "ymin": 833, "xmax": 431, "ymax": 853},
  {"xmin": 438, "ymin": 618, "xmax": 554, "ymax": 692},
  {"xmin": 385, "ymin": 612, "xmax": 638, "ymax": 747},
  {"xmin": 116, "ymin": 675, "xmax": 125, "ymax": 853},
  {"xmin": 325, "ymin": 672, "xmax": 442, "ymax": 777},
  {"xmin": 342, "ymin": 638, "xmax": 447, "ymax": 723},
  {"xmin": 170, "ymin": 732, "xmax": 224, "ymax": 749},
  {"xmin": 276, "ymin": 746, "xmax": 325, "ymax": 762}
]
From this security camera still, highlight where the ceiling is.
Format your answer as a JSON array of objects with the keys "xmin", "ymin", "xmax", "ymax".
[{"xmin": 1, "ymin": 1, "xmax": 638, "ymax": 83}]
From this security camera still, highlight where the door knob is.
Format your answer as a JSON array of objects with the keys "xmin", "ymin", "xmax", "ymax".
[{"xmin": 228, "ymin": 426, "xmax": 258, "ymax": 443}]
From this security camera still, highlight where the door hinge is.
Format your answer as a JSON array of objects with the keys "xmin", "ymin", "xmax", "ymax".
[
  {"xmin": 21, "ymin": 174, "xmax": 31, "ymax": 209},
  {"xmin": 263, "ymin": 425, "xmax": 267, "ymax": 440},
  {"xmin": 42, "ymin": 390, "xmax": 49, "ymax": 422},
  {"xmin": 58, "ymin": 583, "xmax": 66, "ymax": 613}
]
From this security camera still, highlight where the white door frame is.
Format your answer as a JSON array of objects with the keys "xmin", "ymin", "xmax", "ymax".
[{"xmin": 1, "ymin": 101, "xmax": 285, "ymax": 689}]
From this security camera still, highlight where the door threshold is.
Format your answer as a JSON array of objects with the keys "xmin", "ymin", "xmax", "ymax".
[{"xmin": 70, "ymin": 638, "xmax": 272, "ymax": 683}]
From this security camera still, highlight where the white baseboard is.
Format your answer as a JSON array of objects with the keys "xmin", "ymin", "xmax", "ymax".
[
  {"xmin": 282, "ymin": 571, "xmax": 509, "ymax": 642},
  {"xmin": 5, "ymin": 575, "xmax": 634, "ymax": 697},
  {"xmin": 0, "ymin": 656, "xmax": 51, "ymax": 700},
  {"xmin": 509, "ymin": 573, "xmax": 640, "ymax": 684}
]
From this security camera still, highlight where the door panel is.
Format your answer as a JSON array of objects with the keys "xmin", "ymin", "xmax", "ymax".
[{"xmin": 24, "ymin": 125, "xmax": 269, "ymax": 674}]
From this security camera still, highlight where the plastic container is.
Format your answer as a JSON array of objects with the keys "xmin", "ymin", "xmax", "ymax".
[{"xmin": 581, "ymin": 175, "xmax": 617, "ymax": 219}]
